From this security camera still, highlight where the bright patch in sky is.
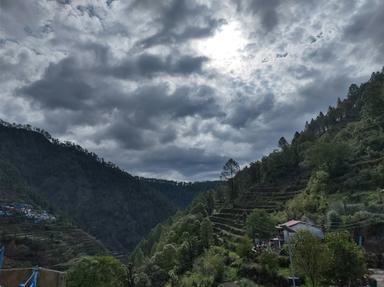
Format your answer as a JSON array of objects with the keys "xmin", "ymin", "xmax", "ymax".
[{"xmin": 196, "ymin": 21, "xmax": 248, "ymax": 75}]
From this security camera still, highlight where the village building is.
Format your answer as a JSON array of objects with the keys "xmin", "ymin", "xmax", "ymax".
[{"xmin": 274, "ymin": 220, "xmax": 325, "ymax": 248}]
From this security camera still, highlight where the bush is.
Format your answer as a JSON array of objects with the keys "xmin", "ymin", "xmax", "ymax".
[
  {"xmin": 258, "ymin": 249, "xmax": 279, "ymax": 274},
  {"xmin": 239, "ymin": 263, "xmax": 289, "ymax": 287},
  {"xmin": 66, "ymin": 256, "xmax": 126, "ymax": 287},
  {"xmin": 236, "ymin": 235, "xmax": 253, "ymax": 258}
]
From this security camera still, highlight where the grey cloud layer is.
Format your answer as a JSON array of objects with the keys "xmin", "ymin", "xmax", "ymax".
[
  {"xmin": 0, "ymin": 0, "xmax": 383, "ymax": 180},
  {"xmin": 132, "ymin": 0, "xmax": 226, "ymax": 48}
]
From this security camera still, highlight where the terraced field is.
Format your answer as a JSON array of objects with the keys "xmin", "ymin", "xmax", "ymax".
[
  {"xmin": 0, "ymin": 217, "xmax": 108, "ymax": 269},
  {"xmin": 211, "ymin": 181, "xmax": 307, "ymax": 249}
]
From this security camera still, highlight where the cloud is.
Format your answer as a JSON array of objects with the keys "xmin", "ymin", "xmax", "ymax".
[
  {"xmin": 19, "ymin": 57, "xmax": 93, "ymax": 111},
  {"xmin": 133, "ymin": 0, "xmax": 225, "ymax": 48},
  {"xmin": 225, "ymin": 93, "xmax": 275, "ymax": 129},
  {"xmin": 138, "ymin": 145, "xmax": 228, "ymax": 179},
  {"xmin": 19, "ymin": 50, "xmax": 222, "ymax": 153},
  {"xmin": 343, "ymin": 0, "xmax": 384, "ymax": 61},
  {"xmin": 97, "ymin": 84, "xmax": 223, "ymax": 150},
  {"xmin": 0, "ymin": 0, "xmax": 48, "ymax": 38},
  {"xmin": 235, "ymin": 0, "xmax": 282, "ymax": 32},
  {"xmin": 109, "ymin": 54, "xmax": 209, "ymax": 79},
  {"xmin": 1, "ymin": 0, "xmax": 383, "ymax": 180}
]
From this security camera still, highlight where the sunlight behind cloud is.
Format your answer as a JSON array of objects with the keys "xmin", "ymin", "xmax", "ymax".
[{"xmin": 196, "ymin": 21, "xmax": 248, "ymax": 75}]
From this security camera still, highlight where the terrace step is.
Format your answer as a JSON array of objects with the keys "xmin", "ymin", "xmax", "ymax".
[
  {"xmin": 212, "ymin": 222, "xmax": 245, "ymax": 236},
  {"xmin": 210, "ymin": 216, "xmax": 244, "ymax": 229},
  {"xmin": 219, "ymin": 208, "xmax": 254, "ymax": 214},
  {"xmin": 213, "ymin": 226, "xmax": 243, "ymax": 241},
  {"xmin": 239, "ymin": 191, "xmax": 301, "ymax": 198}
]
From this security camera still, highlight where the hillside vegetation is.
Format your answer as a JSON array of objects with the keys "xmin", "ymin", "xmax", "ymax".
[
  {"xmin": 129, "ymin": 69, "xmax": 384, "ymax": 286},
  {"xmin": 0, "ymin": 162, "xmax": 107, "ymax": 269},
  {"xmin": 0, "ymin": 121, "xmax": 216, "ymax": 255}
]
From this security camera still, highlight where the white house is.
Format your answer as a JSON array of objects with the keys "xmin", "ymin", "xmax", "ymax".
[{"xmin": 277, "ymin": 220, "xmax": 324, "ymax": 244}]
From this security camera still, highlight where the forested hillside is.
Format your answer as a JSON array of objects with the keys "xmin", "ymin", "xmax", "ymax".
[
  {"xmin": 129, "ymin": 69, "xmax": 384, "ymax": 287},
  {"xmin": 0, "ymin": 161, "xmax": 107, "ymax": 268},
  {"xmin": 0, "ymin": 122, "xmax": 216, "ymax": 254}
]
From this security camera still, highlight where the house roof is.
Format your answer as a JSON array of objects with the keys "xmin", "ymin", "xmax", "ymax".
[
  {"xmin": 277, "ymin": 220, "xmax": 323, "ymax": 233},
  {"xmin": 280, "ymin": 220, "xmax": 302, "ymax": 228}
]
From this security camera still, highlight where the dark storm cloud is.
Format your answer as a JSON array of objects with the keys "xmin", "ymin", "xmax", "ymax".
[
  {"xmin": 19, "ymin": 51, "xmax": 222, "ymax": 151},
  {"xmin": 19, "ymin": 48, "xmax": 210, "ymax": 112},
  {"xmin": 117, "ymin": 84, "xmax": 221, "ymax": 126},
  {"xmin": 236, "ymin": 0, "xmax": 282, "ymax": 32},
  {"xmin": 295, "ymin": 72, "xmax": 366, "ymax": 116},
  {"xmin": 76, "ymin": 5, "xmax": 102, "ymax": 20},
  {"xmin": 56, "ymin": 0, "xmax": 71, "ymax": 5},
  {"xmin": 234, "ymin": 0, "xmax": 319, "ymax": 35},
  {"xmin": 138, "ymin": 19, "xmax": 225, "ymax": 49},
  {"xmin": 343, "ymin": 1, "xmax": 384, "ymax": 60},
  {"xmin": 102, "ymin": 118, "xmax": 155, "ymax": 150},
  {"xmin": 20, "ymin": 57, "xmax": 93, "ymax": 111},
  {"xmin": 133, "ymin": 0, "xmax": 225, "ymax": 48},
  {"xmin": 225, "ymin": 93, "xmax": 275, "ymax": 129},
  {"xmin": 110, "ymin": 54, "xmax": 209, "ymax": 79},
  {"xmin": 138, "ymin": 145, "xmax": 227, "ymax": 178},
  {"xmin": 98, "ymin": 84, "xmax": 223, "ymax": 150}
]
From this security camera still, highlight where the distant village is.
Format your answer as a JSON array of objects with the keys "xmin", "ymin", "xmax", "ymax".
[{"xmin": 0, "ymin": 202, "xmax": 56, "ymax": 223}]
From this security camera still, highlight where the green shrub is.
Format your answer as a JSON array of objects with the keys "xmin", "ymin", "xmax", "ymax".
[
  {"xmin": 66, "ymin": 256, "xmax": 126, "ymax": 287},
  {"xmin": 236, "ymin": 235, "xmax": 253, "ymax": 258},
  {"xmin": 258, "ymin": 249, "xmax": 279, "ymax": 274}
]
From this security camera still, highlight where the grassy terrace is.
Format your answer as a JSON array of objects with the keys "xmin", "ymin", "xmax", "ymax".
[
  {"xmin": 0, "ymin": 217, "xmax": 107, "ymax": 269},
  {"xmin": 211, "ymin": 181, "xmax": 307, "ymax": 248}
]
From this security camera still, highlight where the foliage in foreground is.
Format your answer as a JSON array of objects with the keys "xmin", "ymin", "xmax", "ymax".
[
  {"xmin": 66, "ymin": 256, "xmax": 126, "ymax": 287},
  {"xmin": 291, "ymin": 230, "xmax": 366, "ymax": 287}
]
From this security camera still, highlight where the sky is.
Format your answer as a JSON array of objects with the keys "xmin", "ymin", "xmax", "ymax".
[{"xmin": 0, "ymin": 0, "xmax": 383, "ymax": 181}]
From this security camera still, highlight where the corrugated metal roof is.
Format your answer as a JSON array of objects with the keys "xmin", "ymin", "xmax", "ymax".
[{"xmin": 281, "ymin": 220, "xmax": 302, "ymax": 227}]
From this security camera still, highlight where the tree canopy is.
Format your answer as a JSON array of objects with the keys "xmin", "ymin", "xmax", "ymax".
[
  {"xmin": 221, "ymin": 158, "xmax": 240, "ymax": 200},
  {"xmin": 67, "ymin": 256, "xmax": 126, "ymax": 287},
  {"xmin": 325, "ymin": 232, "xmax": 366, "ymax": 286},
  {"xmin": 306, "ymin": 142, "xmax": 350, "ymax": 176},
  {"xmin": 291, "ymin": 230, "xmax": 329, "ymax": 287},
  {"xmin": 245, "ymin": 209, "xmax": 276, "ymax": 241}
]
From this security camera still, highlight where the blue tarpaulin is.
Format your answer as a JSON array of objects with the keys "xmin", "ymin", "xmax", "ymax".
[
  {"xmin": 0, "ymin": 246, "xmax": 4, "ymax": 269},
  {"xmin": 30, "ymin": 269, "xmax": 38, "ymax": 287},
  {"xmin": 19, "ymin": 268, "xmax": 39, "ymax": 287}
]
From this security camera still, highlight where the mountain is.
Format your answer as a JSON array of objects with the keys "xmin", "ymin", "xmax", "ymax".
[
  {"xmin": 0, "ymin": 161, "xmax": 107, "ymax": 269},
  {"xmin": 140, "ymin": 178, "xmax": 220, "ymax": 209},
  {"xmin": 130, "ymin": 69, "xmax": 384, "ymax": 286},
  {"xmin": 0, "ymin": 122, "xmax": 217, "ymax": 254}
]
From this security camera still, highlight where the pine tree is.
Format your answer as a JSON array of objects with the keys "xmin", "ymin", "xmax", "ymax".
[
  {"xmin": 220, "ymin": 159, "xmax": 240, "ymax": 201},
  {"xmin": 199, "ymin": 218, "xmax": 213, "ymax": 249}
]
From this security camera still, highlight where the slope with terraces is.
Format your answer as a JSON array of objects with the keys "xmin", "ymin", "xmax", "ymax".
[
  {"xmin": 0, "ymin": 216, "xmax": 108, "ymax": 269},
  {"xmin": 211, "ymin": 179, "xmax": 308, "ymax": 249}
]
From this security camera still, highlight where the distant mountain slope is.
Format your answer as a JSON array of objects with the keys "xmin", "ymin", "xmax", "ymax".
[
  {"xmin": 140, "ymin": 178, "xmax": 220, "ymax": 208},
  {"xmin": 0, "ymin": 122, "xmax": 216, "ymax": 253},
  {"xmin": 0, "ymin": 161, "xmax": 107, "ymax": 268}
]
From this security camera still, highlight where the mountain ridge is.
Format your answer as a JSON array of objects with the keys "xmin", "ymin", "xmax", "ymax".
[{"xmin": 0, "ymin": 120, "xmax": 217, "ymax": 255}]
